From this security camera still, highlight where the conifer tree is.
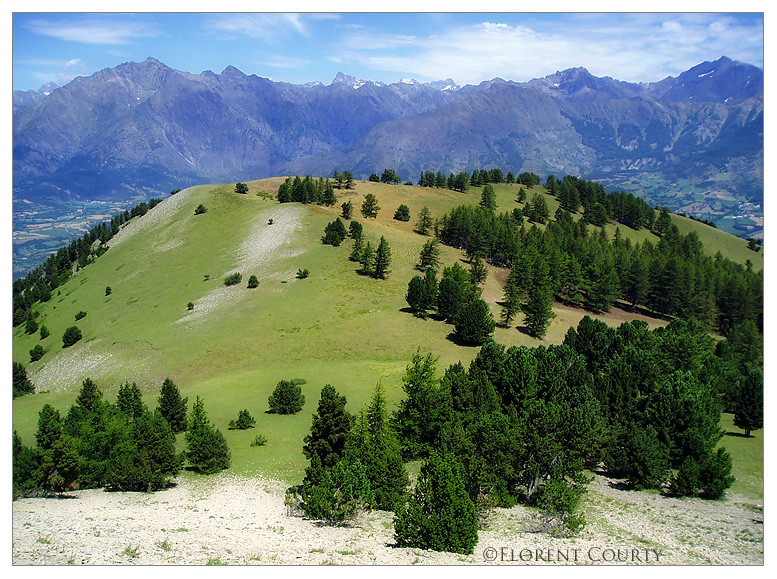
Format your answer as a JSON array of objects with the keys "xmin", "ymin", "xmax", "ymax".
[
  {"xmin": 36, "ymin": 403, "xmax": 63, "ymax": 451},
  {"xmin": 107, "ymin": 410, "xmax": 182, "ymax": 491},
  {"xmin": 361, "ymin": 194, "xmax": 381, "ymax": 219},
  {"xmin": 116, "ymin": 382, "xmax": 147, "ymax": 420},
  {"xmin": 479, "ymin": 183, "xmax": 497, "ymax": 211},
  {"xmin": 185, "ymin": 397, "xmax": 230, "ymax": 474},
  {"xmin": 468, "ymin": 256, "xmax": 488, "ymax": 286},
  {"xmin": 436, "ymin": 276, "xmax": 466, "ymax": 323},
  {"xmin": 157, "ymin": 378, "xmax": 188, "ymax": 433},
  {"xmin": 359, "ymin": 240, "xmax": 375, "ymax": 276},
  {"xmin": 341, "ymin": 200, "xmax": 353, "ymax": 220},
  {"xmin": 268, "ymin": 379, "xmax": 306, "ymax": 414},
  {"xmin": 454, "ymin": 299, "xmax": 495, "ymax": 345},
  {"xmin": 12, "ymin": 362, "xmax": 35, "ymax": 398},
  {"xmin": 415, "ymin": 206, "xmax": 434, "ymax": 236},
  {"xmin": 522, "ymin": 254, "xmax": 556, "ymax": 338},
  {"xmin": 416, "ymin": 238, "xmax": 441, "ymax": 271},
  {"xmin": 394, "ymin": 451, "xmax": 478, "ymax": 555},
  {"xmin": 734, "ymin": 368, "xmax": 763, "ymax": 437},
  {"xmin": 373, "ymin": 236, "xmax": 392, "ymax": 279},
  {"xmin": 349, "ymin": 232, "xmax": 364, "ymax": 262},
  {"xmin": 303, "ymin": 385, "xmax": 353, "ymax": 484},
  {"xmin": 347, "ymin": 384, "xmax": 409, "ymax": 511}
]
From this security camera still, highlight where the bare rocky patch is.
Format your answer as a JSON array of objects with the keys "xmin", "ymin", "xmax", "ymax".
[
  {"xmin": 12, "ymin": 472, "xmax": 762, "ymax": 565},
  {"xmin": 176, "ymin": 204, "xmax": 305, "ymax": 326}
]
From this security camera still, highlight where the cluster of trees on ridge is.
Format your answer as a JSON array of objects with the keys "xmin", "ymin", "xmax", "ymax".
[
  {"xmin": 285, "ymin": 311, "xmax": 760, "ymax": 553},
  {"xmin": 406, "ymin": 172, "xmax": 762, "ymax": 342},
  {"xmin": 12, "ymin": 197, "xmax": 165, "ymax": 329}
]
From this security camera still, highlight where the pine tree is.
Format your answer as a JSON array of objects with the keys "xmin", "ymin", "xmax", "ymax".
[
  {"xmin": 35, "ymin": 404, "xmax": 63, "ymax": 451},
  {"xmin": 347, "ymin": 384, "xmax": 409, "ymax": 511},
  {"xmin": 521, "ymin": 254, "xmax": 556, "ymax": 338},
  {"xmin": 185, "ymin": 397, "xmax": 231, "ymax": 474},
  {"xmin": 454, "ymin": 299, "xmax": 495, "ymax": 345},
  {"xmin": 373, "ymin": 236, "xmax": 392, "ymax": 279},
  {"xmin": 106, "ymin": 410, "xmax": 182, "ymax": 491},
  {"xmin": 268, "ymin": 380, "xmax": 306, "ymax": 414},
  {"xmin": 157, "ymin": 378, "xmax": 188, "ymax": 433},
  {"xmin": 436, "ymin": 276, "xmax": 466, "ymax": 323},
  {"xmin": 406, "ymin": 276, "xmax": 430, "ymax": 318},
  {"xmin": 303, "ymin": 385, "xmax": 353, "ymax": 484},
  {"xmin": 12, "ymin": 362, "xmax": 35, "ymax": 398},
  {"xmin": 341, "ymin": 200, "xmax": 353, "ymax": 220},
  {"xmin": 415, "ymin": 206, "xmax": 433, "ymax": 236},
  {"xmin": 229, "ymin": 409, "xmax": 257, "ymax": 429},
  {"xmin": 349, "ymin": 233, "xmax": 364, "ymax": 262},
  {"xmin": 359, "ymin": 241, "xmax": 375, "ymax": 276},
  {"xmin": 361, "ymin": 193, "xmax": 381, "ymax": 219},
  {"xmin": 479, "ymin": 184, "xmax": 497, "ymax": 211},
  {"xmin": 393, "ymin": 204, "xmax": 411, "ymax": 221},
  {"xmin": 394, "ymin": 451, "xmax": 478, "ymax": 554},
  {"xmin": 416, "ymin": 238, "xmax": 441, "ymax": 271},
  {"xmin": 116, "ymin": 382, "xmax": 147, "ymax": 420},
  {"xmin": 734, "ymin": 368, "xmax": 763, "ymax": 437},
  {"xmin": 468, "ymin": 256, "xmax": 487, "ymax": 286}
]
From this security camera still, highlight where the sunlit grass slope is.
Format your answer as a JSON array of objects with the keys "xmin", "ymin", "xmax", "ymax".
[{"xmin": 12, "ymin": 178, "xmax": 761, "ymax": 483}]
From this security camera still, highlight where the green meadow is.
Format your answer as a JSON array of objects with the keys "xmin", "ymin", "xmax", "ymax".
[{"xmin": 12, "ymin": 178, "xmax": 763, "ymax": 490}]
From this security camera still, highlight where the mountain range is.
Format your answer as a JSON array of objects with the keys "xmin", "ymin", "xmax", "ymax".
[{"xmin": 12, "ymin": 56, "xmax": 763, "ymax": 275}]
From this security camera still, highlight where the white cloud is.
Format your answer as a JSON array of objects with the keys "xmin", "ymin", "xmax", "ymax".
[
  {"xmin": 24, "ymin": 17, "xmax": 159, "ymax": 45},
  {"xmin": 205, "ymin": 13, "xmax": 312, "ymax": 40},
  {"xmin": 331, "ymin": 13, "xmax": 763, "ymax": 85}
]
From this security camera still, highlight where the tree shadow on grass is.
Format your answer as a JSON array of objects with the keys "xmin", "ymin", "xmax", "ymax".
[
  {"xmin": 724, "ymin": 430, "xmax": 752, "ymax": 438},
  {"xmin": 444, "ymin": 332, "xmax": 484, "ymax": 348}
]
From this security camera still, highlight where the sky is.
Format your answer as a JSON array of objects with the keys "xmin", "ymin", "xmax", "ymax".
[{"xmin": 10, "ymin": 8, "xmax": 765, "ymax": 93}]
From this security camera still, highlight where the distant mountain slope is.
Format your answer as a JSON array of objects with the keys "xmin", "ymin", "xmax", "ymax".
[
  {"xmin": 12, "ymin": 57, "xmax": 462, "ymax": 205},
  {"xmin": 287, "ymin": 83, "xmax": 763, "ymax": 204}
]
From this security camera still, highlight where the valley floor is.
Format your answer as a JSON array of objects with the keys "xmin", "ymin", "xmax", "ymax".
[{"xmin": 12, "ymin": 471, "xmax": 762, "ymax": 566}]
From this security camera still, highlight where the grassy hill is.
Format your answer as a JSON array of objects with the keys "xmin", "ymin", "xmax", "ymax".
[{"xmin": 11, "ymin": 178, "xmax": 762, "ymax": 484}]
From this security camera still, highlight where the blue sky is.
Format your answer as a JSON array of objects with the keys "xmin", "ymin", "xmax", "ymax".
[{"xmin": 11, "ymin": 9, "xmax": 764, "ymax": 92}]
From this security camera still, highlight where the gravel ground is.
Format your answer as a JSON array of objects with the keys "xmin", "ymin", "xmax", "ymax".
[{"xmin": 12, "ymin": 471, "xmax": 763, "ymax": 566}]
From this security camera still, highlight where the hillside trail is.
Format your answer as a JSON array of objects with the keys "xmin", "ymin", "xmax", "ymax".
[{"xmin": 12, "ymin": 471, "xmax": 762, "ymax": 565}]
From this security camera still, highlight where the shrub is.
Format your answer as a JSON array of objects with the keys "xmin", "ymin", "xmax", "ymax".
[
  {"xmin": 62, "ymin": 326, "xmax": 82, "ymax": 348},
  {"xmin": 75, "ymin": 311, "xmax": 87, "ymax": 321},
  {"xmin": 300, "ymin": 459, "xmax": 375, "ymax": 525},
  {"xmin": 39, "ymin": 325, "xmax": 50, "ymax": 340},
  {"xmin": 194, "ymin": 204, "xmax": 208, "ymax": 215},
  {"xmin": 235, "ymin": 182, "xmax": 249, "ymax": 194},
  {"xmin": 268, "ymin": 380, "xmax": 306, "ymax": 414},
  {"xmin": 250, "ymin": 434, "xmax": 268, "ymax": 447},
  {"xmin": 25, "ymin": 318, "xmax": 38, "ymax": 335},
  {"xmin": 29, "ymin": 344, "xmax": 45, "ymax": 363},
  {"xmin": 322, "ymin": 218, "xmax": 347, "ymax": 246},
  {"xmin": 296, "ymin": 268, "xmax": 310, "ymax": 279},
  {"xmin": 187, "ymin": 302, "xmax": 194, "ymax": 310},
  {"xmin": 105, "ymin": 286, "xmax": 112, "ymax": 296},
  {"xmin": 224, "ymin": 272, "xmax": 242, "ymax": 286},
  {"xmin": 393, "ymin": 452, "xmax": 478, "ymax": 554},
  {"xmin": 247, "ymin": 275, "xmax": 259, "ymax": 289},
  {"xmin": 228, "ymin": 409, "xmax": 257, "ymax": 430},
  {"xmin": 393, "ymin": 204, "xmax": 411, "ymax": 221}
]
